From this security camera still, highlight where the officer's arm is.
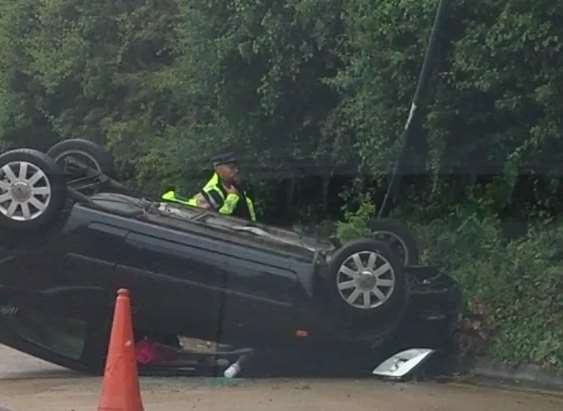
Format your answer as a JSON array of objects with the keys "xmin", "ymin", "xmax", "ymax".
[
  {"xmin": 161, "ymin": 189, "xmax": 193, "ymax": 206},
  {"xmin": 200, "ymin": 187, "xmax": 226, "ymax": 212},
  {"xmin": 246, "ymin": 197, "xmax": 257, "ymax": 222},
  {"xmin": 218, "ymin": 193, "xmax": 240, "ymax": 215}
]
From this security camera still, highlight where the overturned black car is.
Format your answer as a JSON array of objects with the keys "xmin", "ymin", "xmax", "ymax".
[{"xmin": 0, "ymin": 139, "xmax": 461, "ymax": 374}]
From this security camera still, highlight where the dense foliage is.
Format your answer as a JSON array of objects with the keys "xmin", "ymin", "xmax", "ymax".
[{"xmin": 1, "ymin": 0, "xmax": 562, "ymax": 369}]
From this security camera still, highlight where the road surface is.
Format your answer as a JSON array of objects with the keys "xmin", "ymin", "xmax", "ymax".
[{"xmin": 1, "ymin": 344, "xmax": 562, "ymax": 411}]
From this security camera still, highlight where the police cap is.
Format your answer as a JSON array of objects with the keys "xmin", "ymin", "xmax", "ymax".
[{"xmin": 211, "ymin": 150, "xmax": 238, "ymax": 167}]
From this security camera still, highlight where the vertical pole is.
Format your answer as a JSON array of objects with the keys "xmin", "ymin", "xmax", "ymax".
[{"xmin": 377, "ymin": 0, "xmax": 450, "ymax": 218}]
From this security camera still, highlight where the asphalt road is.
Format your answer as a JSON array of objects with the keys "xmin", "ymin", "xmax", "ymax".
[{"xmin": 1, "ymin": 344, "xmax": 563, "ymax": 411}]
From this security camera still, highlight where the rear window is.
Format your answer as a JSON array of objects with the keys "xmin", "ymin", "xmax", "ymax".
[{"xmin": 0, "ymin": 306, "xmax": 87, "ymax": 361}]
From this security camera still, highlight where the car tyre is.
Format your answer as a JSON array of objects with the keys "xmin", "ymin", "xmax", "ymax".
[
  {"xmin": 368, "ymin": 219, "xmax": 420, "ymax": 265},
  {"xmin": 0, "ymin": 149, "xmax": 67, "ymax": 232},
  {"xmin": 47, "ymin": 138, "xmax": 114, "ymax": 178}
]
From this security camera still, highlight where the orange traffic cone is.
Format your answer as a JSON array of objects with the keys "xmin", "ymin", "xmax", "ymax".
[{"xmin": 97, "ymin": 289, "xmax": 144, "ymax": 411}]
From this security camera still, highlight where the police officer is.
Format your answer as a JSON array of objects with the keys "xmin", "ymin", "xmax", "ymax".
[{"xmin": 162, "ymin": 151, "xmax": 257, "ymax": 222}]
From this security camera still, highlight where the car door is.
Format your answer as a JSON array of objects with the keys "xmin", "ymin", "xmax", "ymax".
[{"xmin": 113, "ymin": 213, "xmax": 301, "ymax": 343}]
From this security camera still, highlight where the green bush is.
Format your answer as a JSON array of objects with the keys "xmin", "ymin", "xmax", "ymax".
[
  {"xmin": 414, "ymin": 213, "xmax": 563, "ymax": 368},
  {"xmin": 336, "ymin": 195, "xmax": 376, "ymax": 242}
]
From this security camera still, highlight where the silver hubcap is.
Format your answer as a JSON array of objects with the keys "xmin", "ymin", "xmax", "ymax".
[
  {"xmin": 0, "ymin": 161, "xmax": 51, "ymax": 221},
  {"xmin": 337, "ymin": 251, "xmax": 395, "ymax": 309}
]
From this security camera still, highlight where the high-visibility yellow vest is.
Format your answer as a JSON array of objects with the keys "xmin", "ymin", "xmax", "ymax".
[{"xmin": 161, "ymin": 173, "xmax": 256, "ymax": 222}]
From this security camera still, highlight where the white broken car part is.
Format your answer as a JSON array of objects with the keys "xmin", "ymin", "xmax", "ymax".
[{"xmin": 372, "ymin": 348, "xmax": 435, "ymax": 379}]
